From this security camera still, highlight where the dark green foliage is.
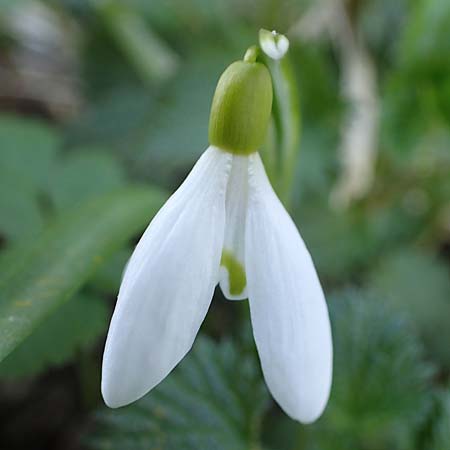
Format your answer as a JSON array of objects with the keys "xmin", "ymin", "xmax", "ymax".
[
  {"xmin": 382, "ymin": 0, "xmax": 450, "ymax": 151},
  {"xmin": 298, "ymin": 205, "xmax": 380, "ymax": 282},
  {"xmin": 90, "ymin": 248, "xmax": 132, "ymax": 295},
  {"xmin": 0, "ymin": 115, "xmax": 59, "ymax": 240},
  {"xmin": 86, "ymin": 335, "xmax": 269, "ymax": 450},
  {"xmin": 0, "ymin": 114, "xmax": 167, "ymax": 367},
  {"xmin": 0, "ymin": 115, "xmax": 60, "ymax": 191},
  {"xmin": 429, "ymin": 390, "xmax": 450, "ymax": 450},
  {"xmin": 0, "ymin": 187, "xmax": 166, "ymax": 362},
  {"xmin": 370, "ymin": 249, "xmax": 450, "ymax": 367},
  {"xmin": 308, "ymin": 289, "xmax": 434, "ymax": 450},
  {"xmin": 0, "ymin": 293, "xmax": 109, "ymax": 378},
  {"xmin": 48, "ymin": 150, "xmax": 126, "ymax": 210}
]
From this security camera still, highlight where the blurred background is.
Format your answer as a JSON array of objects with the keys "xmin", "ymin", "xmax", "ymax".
[{"xmin": 0, "ymin": 0, "xmax": 449, "ymax": 449}]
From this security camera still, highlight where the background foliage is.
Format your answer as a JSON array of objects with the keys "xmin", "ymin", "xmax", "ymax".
[{"xmin": 0, "ymin": 0, "xmax": 448, "ymax": 449}]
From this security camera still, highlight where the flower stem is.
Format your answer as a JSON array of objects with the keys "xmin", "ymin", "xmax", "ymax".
[{"xmin": 243, "ymin": 45, "xmax": 259, "ymax": 63}]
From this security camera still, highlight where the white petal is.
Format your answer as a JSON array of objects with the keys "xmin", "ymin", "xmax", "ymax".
[
  {"xmin": 219, "ymin": 155, "xmax": 249, "ymax": 300},
  {"xmin": 102, "ymin": 146, "xmax": 231, "ymax": 408},
  {"xmin": 245, "ymin": 153, "xmax": 332, "ymax": 423},
  {"xmin": 260, "ymin": 30, "xmax": 290, "ymax": 60}
]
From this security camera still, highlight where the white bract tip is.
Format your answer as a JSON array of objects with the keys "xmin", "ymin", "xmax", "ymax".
[{"xmin": 259, "ymin": 28, "xmax": 290, "ymax": 60}]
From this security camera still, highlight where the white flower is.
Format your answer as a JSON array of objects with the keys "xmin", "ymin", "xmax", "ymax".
[{"xmin": 101, "ymin": 52, "xmax": 332, "ymax": 425}]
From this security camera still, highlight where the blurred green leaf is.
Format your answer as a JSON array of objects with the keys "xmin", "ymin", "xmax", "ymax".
[
  {"xmin": 69, "ymin": 46, "xmax": 237, "ymax": 186},
  {"xmin": 0, "ymin": 115, "xmax": 59, "ymax": 190},
  {"xmin": 0, "ymin": 293, "xmax": 108, "ymax": 378},
  {"xmin": 382, "ymin": 0, "xmax": 450, "ymax": 152},
  {"xmin": 309, "ymin": 289, "xmax": 433, "ymax": 450},
  {"xmin": 0, "ymin": 0, "xmax": 28, "ymax": 11},
  {"xmin": 87, "ymin": 335, "xmax": 269, "ymax": 450},
  {"xmin": 359, "ymin": 0, "xmax": 408, "ymax": 59},
  {"xmin": 428, "ymin": 389, "xmax": 450, "ymax": 450},
  {"xmin": 294, "ymin": 124, "xmax": 336, "ymax": 200},
  {"xmin": 95, "ymin": 0, "xmax": 179, "ymax": 83},
  {"xmin": 400, "ymin": 0, "xmax": 450, "ymax": 67},
  {"xmin": 0, "ymin": 176, "xmax": 44, "ymax": 241},
  {"xmin": 90, "ymin": 248, "xmax": 132, "ymax": 294},
  {"xmin": 48, "ymin": 150, "xmax": 126, "ymax": 210},
  {"xmin": 297, "ymin": 205, "xmax": 378, "ymax": 282},
  {"xmin": 0, "ymin": 187, "xmax": 167, "ymax": 363},
  {"xmin": 65, "ymin": 86, "xmax": 156, "ymax": 155},
  {"xmin": 0, "ymin": 115, "xmax": 59, "ymax": 240},
  {"xmin": 136, "ymin": 46, "xmax": 237, "ymax": 183},
  {"xmin": 370, "ymin": 249, "xmax": 450, "ymax": 367}
]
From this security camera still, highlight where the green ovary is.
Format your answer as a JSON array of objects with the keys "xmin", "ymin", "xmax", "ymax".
[
  {"xmin": 220, "ymin": 250, "xmax": 247, "ymax": 296},
  {"xmin": 208, "ymin": 60, "xmax": 273, "ymax": 155}
]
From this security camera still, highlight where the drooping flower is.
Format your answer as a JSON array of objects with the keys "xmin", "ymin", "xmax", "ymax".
[{"xmin": 102, "ymin": 44, "xmax": 332, "ymax": 424}]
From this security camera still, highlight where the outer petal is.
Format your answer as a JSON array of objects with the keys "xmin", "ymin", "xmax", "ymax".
[
  {"xmin": 102, "ymin": 146, "xmax": 231, "ymax": 408},
  {"xmin": 245, "ymin": 153, "xmax": 332, "ymax": 423}
]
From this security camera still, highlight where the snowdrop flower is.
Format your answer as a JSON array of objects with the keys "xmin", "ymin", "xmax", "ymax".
[{"xmin": 102, "ymin": 45, "xmax": 332, "ymax": 424}]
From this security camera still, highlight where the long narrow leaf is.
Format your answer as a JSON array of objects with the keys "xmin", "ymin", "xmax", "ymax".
[{"xmin": 0, "ymin": 186, "xmax": 167, "ymax": 362}]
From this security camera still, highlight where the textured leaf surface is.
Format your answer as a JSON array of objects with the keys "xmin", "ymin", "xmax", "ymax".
[
  {"xmin": 0, "ymin": 293, "xmax": 108, "ymax": 378},
  {"xmin": 370, "ymin": 249, "xmax": 450, "ymax": 366},
  {"xmin": 87, "ymin": 335, "xmax": 269, "ymax": 450},
  {"xmin": 429, "ymin": 390, "xmax": 450, "ymax": 450},
  {"xmin": 309, "ymin": 289, "xmax": 434, "ymax": 450},
  {"xmin": 0, "ymin": 187, "xmax": 167, "ymax": 362}
]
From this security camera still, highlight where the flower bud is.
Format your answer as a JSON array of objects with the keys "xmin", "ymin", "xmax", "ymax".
[{"xmin": 208, "ymin": 57, "xmax": 273, "ymax": 155}]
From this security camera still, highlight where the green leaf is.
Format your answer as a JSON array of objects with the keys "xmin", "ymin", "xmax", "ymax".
[
  {"xmin": 0, "ymin": 186, "xmax": 167, "ymax": 363},
  {"xmin": 309, "ymin": 289, "xmax": 433, "ymax": 450},
  {"xmin": 65, "ymin": 86, "xmax": 156, "ymax": 155},
  {"xmin": 297, "ymin": 204, "xmax": 378, "ymax": 281},
  {"xmin": 136, "ymin": 46, "xmax": 237, "ymax": 182},
  {"xmin": 0, "ymin": 176, "xmax": 44, "ymax": 241},
  {"xmin": 90, "ymin": 248, "xmax": 132, "ymax": 294},
  {"xmin": 429, "ymin": 389, "xmax": 450, "ymax": 450},
  {"xmin": 399, "ymin": 0, "xmax": 450, "ymax": 67},
  {"xmin": 0, "ymin": 293, "xmax": 108, "ymax": 378},
  {"xmin": 382, "ymin": 0, "xmax": 450, "ymax": 152},
  {"xmin": 0, "ymin": 114, "xmax": 60, "ymax": 191},
  {"xmin": 95, "ymin": 0, "xmax": 179, "ymax": 83},
  {"xmin": 0, "ymin": 115, "xmax": 59, "ymax": 240},
  {"xmin": 48, "ymin": 149, "xmax": 126, "ymax": 210},
  {"xmin": 370, "ymin": 249, "xmax": 450, "ymax": 367},
  {"xmin": 86, "ymin": 335, "xmax": 269, "ymax": 450}
]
